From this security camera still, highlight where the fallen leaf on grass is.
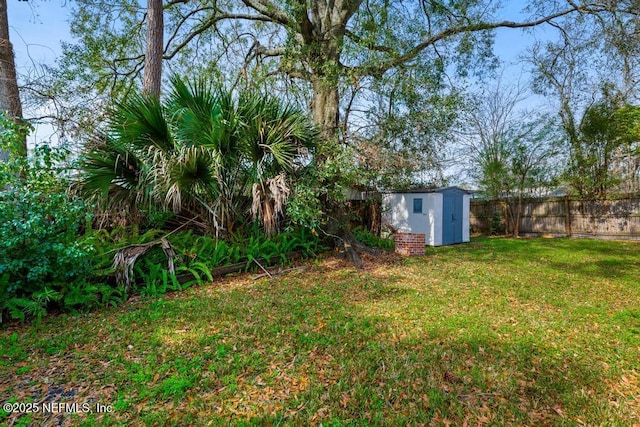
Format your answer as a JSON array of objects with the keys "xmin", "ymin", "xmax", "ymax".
[{"xmin": 553, "ymin": 406, "xmax": 565, "ymax": 417}]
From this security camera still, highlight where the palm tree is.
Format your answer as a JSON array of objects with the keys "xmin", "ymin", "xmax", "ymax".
[
  {"xmin": 237, "ymin": 92, "xmax": 319, "ymax": 235},
  {"xmin": 79, "ymin": 76, "xmax": 317, "ymax": 236}
]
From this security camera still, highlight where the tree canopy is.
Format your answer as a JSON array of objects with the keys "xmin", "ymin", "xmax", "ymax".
[
  {"xmin": 13, "ymin": 0, "xmax": 640, "ymax": 195},
  {"xmin": 57, "ymin": 1, "xmax": 634, "ymax": 140}
]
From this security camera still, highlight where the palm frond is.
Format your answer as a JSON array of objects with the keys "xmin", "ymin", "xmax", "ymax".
[
  {"xmin": 79, "ymin": 75, "xmax": 318, "ymax": 236},
  {"xmin": 251, "ymin": 174, "xmax": 290, "ymax": 236},
  {"xmin": 108, "ymin": 93, "xmax": 173, "ymax": 152},
  {"xmin": 152, "ymin": 145, "xmax": 220, "ymax": 213},
  {"xmin": 237, "ymin": 90, "xmax": 318, "ymax": 175},
  {"xmin": 79, "ymin": 138, "xmax": 142, "ymax": 201},
  {"xmin": 169, "ymin": 76, "xmax": 222, "ymax": 147}
]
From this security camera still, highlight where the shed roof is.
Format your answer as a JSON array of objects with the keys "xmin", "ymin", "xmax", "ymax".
[{"xmin": 384, "ymin": 186, "xmax": 474, "ymax": 195}]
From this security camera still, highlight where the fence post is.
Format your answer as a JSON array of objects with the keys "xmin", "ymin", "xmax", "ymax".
[{"xmin": 564, "ymin": 196, "xmax": 572, "ymax": 237}]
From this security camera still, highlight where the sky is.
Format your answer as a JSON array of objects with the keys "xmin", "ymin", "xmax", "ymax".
[
  {"xmin": 9, "ymin": 0, "xmax": 68, "ymax": 72},
  {"xmin": 8, "ymin": 0, "xmax": 70, "ymax": 144}
]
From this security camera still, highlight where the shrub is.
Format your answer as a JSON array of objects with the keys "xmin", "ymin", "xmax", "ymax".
[
  {"xmin": 490, "ymin": 211, "xmax": 504, "ymax": 235},
  {"xmin": 0, "ymin": 189, "xmax": 92, "ymax": 288},
  {"xmin": 353, "ymin": 227, "xmax": 395, "ymax": 251},
  {"xmin": 0, "ymin": 116, "xmax": 94, "ymax": 323}
]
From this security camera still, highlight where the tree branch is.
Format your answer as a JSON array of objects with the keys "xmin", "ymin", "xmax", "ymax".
[
  {"xmin": 165, "ymin": 0, "xmax": 190, "ymax": 7},
  {"xmin": 264, "ymin": 65, "xmax": 310, "ymax": 80},
  {"xmin": 350, "ymin": 5, "xmax": 593, "ymax": 77},
  {"xmin": 164, "ymin": 11, "xmax": 278, "ymax": 59},
  {"xmin": 260, "ymin": 46, "xmax": 287, "ymax": 57},
  {"xmin": 344, "ymin": 29, "xmax": 393, "ymax": 54},
  {"xmin": 296, "ymin": 0, "xmax": 315, "ymax": 44},
  {"xmin": 163, "ymin": 7, "xmax": 213, "ymax": 54},
  {"xmin": 241, "ymin": 0, "xmax": 293, "ymax": 28}
]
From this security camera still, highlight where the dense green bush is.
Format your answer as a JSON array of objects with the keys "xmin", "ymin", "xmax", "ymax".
[
  {"xmin": 0, "ymin": 189, "xmax": 92, "ymax": 284},
  {"xmin": 0, "ymin": 117, "xmax": 96, "ymax": 323}
]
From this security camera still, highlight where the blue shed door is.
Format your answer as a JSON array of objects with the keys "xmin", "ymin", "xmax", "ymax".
[{"xmin": 442, "ymin": 192, "xmax": 463, "ymax": 245}]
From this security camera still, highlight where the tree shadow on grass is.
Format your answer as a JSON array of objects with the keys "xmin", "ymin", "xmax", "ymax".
[
  {"xmin": 269, "ymin": 296, "xmax": 631, "ymax": 426},
  {"xmin": 546, "ymin": 258, "xmax": 640, "ymax": 281},
  {"xmin": 159, "ymin": 270, "xmax": 631, "ymax": 425},
  {"xmin": 0, "ymin": 261, "xmax": 636, "ymax": 426}
]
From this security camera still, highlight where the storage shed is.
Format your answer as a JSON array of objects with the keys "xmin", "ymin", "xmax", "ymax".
[{"xmin": 382, "ymin": 187, "xmax": 471, "ymax": 246}]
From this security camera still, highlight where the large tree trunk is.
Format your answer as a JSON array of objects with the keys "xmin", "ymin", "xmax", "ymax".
[
  {"xmin": 303, "ymin": 0, "xmax": 352, "ymax": 145},
  {"xmin": 142, "ymin": 0, "xmax": 163, "ymax": 98},
  {"xmin": 0, "ymin": 0, "xmax": 26, "ymax": 160},
  {"xmin": 312, "ymin": 78, "xmax": 340, "ymax": 142}
]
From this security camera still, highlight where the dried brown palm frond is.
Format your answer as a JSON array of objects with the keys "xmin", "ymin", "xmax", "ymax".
[
  {"xmin": 251, "ymin": 182, "xmax": 263, "ymax": 223},
  {"xmin": 262, "ymin": 196, "xmax": 276, "ymax": 236},
  {"xmin": 251, "ymin": 174, "xmax": 290, "ymax": 236},
  {"xmin": 269, "ymin": 174, "xmax": 290, "ymax": 218},
  {"xmin": 112, "ymin": 238, "xmax": 176, "ymax": 291}
]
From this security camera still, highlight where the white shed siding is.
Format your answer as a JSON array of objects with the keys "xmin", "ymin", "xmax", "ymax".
[
  {"xmin": 406, "ymin": 194, "xmax": 428, "ymax": 236},
  {"xmin": 382, "ymin": 193, "xmax": 410, "ymax": 232},
  {"xmin": 462, "ymin": 194, "xmax": 470, "ymax": 242},
  {"xmin": 427, "ymin": 193, "xmax": 443, "ymax": 246}
]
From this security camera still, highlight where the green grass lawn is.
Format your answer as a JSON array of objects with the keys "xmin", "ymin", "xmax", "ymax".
[{"xmin": 1, "ymin": 237, "xmax": 639, "ymax": 426}]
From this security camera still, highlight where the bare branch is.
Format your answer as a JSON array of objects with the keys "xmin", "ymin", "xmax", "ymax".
[
  {"xmin": 163, "ymin": 7, "xmax": 213, "ymax": 54},
  {"xmin": 113, "ymin": 54, "xmax": 145, "ymax": 64},
  {"xmin": 165, "ymin": 0, "xmax": 190, "ymax": 7},
  {"xmin": 253, "ymin": 42, "xmax": 286, "ymax": 57}
]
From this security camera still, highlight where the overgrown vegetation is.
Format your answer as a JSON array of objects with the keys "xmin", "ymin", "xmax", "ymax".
[
  {"xmin": 5, "ymin": 2, "xmax": 640, "ymax": 422},
  {"xmin": 1, "ymin": 220, "xmax": 323, "ymax": 323},
  {"xmin": 0, "ymin": 116, "xmax": 94, "ymax": 322},
  {"xmin": 88, "ymin": 227, "xmax": 324, "ymax": 299},
  {"xmin": 1, "ymin": 238, "xmax": 638, "ymax": 425},
  {"xmin": 79, "ymin": 76, "xmax": 318, "ymax": 236},
  {"xmin": 353, "ymin": 226, "xmax": 395, "ymax": 251},
  {"xmin": 0, "ymin": 114, "xmax": 324, "ymax": 324}
]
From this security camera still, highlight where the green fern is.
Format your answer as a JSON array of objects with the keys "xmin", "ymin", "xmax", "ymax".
[
  {"xmin": 176, "ymin": 265, "xmax": 201, "ymax": 285},
  {"xmin": 190, "ymin": 262, "xmax": 213, "ymax": 283}
]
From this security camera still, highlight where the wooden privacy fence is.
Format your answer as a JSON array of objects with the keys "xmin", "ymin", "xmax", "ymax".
[{"xmin": 470, "ymin": 196, "xmax": 640, "ymax": 240}]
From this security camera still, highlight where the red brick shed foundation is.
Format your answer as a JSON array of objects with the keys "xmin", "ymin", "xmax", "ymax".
[{"xmin": 394, "ymin": 233, "xmax": 426, "ymax": 256}]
